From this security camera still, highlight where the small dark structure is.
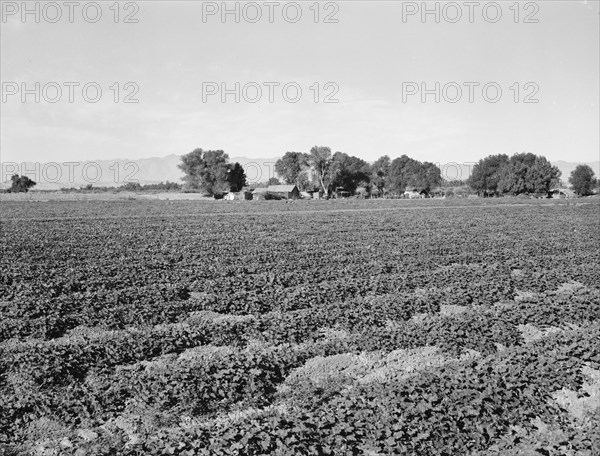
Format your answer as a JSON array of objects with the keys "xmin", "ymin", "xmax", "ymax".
[
  {"xmin": 224, "ymin": 191, "xmax": 253, "ymax": 201},
  {"xmin": 335, "ymin": 187, "xmax": 351, "ymax": 198}
]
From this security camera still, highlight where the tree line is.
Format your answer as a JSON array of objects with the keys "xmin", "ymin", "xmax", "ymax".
[
  {"xmin": 5, "ymin": 149, "xmax": 596, "ymax": 197},
  {"xmin": 177, "ymin": 146, "xmax": 444, "ymax": 197},
  {"xmin": 178, "ymin": 148, "xmax": 247, "ymax": 195},
  {"xmin": 178, "ymin": 146, "xmax": 597, "ymax": 198},
  {"xmin": 273, "ymin": 147, "xmax": 445, "ymax": 196},
  {"xmin": 467, "ymin": 153, "xmax": 598, "ymax": 197}
]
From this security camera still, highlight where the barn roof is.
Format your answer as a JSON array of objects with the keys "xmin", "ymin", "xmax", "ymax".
[
  {"xmin": 267, "ymin": 185, "xmax": 298, "ymax": 192},
  {"xmin": 554, "ymin": 188, "xmax": 575, "ymax": 195}
]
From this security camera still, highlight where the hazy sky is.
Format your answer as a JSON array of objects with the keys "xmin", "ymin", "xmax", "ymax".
[{"xmin": 1, "ymin": 0, "xmax": 599, "ymax": 166}]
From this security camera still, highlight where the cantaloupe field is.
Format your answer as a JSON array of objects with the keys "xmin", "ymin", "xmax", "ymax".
[{"xmin": 1, "ymin": 198, "xmax": 599, "ymax": 455}]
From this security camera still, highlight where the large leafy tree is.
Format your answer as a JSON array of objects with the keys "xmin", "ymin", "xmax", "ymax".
[
  {"xmin": 409, "ymin": 161, "xmax": 442, "ymax": 193},
  {"xmin": 569, "ymin": 164, "xmax": 597, "ymax": 196},
  {"xmin": 526, "ymin": 156, "xmax": 561, "ymax": 196},
  {"xmin": 227, "ymin": 162, "xmax": 247, "ymax": 192},
  {"xmin": 7, "ymin": 174, "xmax": 36, "ymax": 193},
  {"xmin": 178, "ymin": 148, "xmax": 231, "ymax": 195},
  {"xmin": 179, "ymin": 148, "xmax": 206, "ymax": 190},
  {"xmin": 497, "ymin": 153, "xmax": 560, "ymax": 196},
  {"xmin": 496, "ymin": 153, "xmax": 538, "ymax": 195},
  {"xmin": 467, "ymin": 154, "xmax": 509, "ymax": 196},
  {"xmin": 308, "ymin": 146, "xmax": 332, "ymax": 193},
  {"xmin": 371, "ymin": 155, "xmax": 391, "ymax": 194},
  {"xmin": 388, "ymin": 155, "xmax": 419, "ymax": 194},
  {"xmin": 275, "ymin": 152, "xmax": 309, "ymax": 187},
  {"xmin": 388, "ymin": 156, "xmax": 442, "ymax": 195},
  {"xmin": 330, "ymin": 152, "xmax": 371, "ymax": 194},
  {"xmin": 296, "ymin": 171, "xmax": 311, "ymax": 191}
]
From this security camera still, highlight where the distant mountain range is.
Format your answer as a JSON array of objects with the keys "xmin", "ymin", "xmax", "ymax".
[
  {"xmin": 0, "ymin": 155, "xmax": 279, "ymax": 190},
  {"xmin": 1, "ymin": 155, "xmax": 598, "ymax": 190}
]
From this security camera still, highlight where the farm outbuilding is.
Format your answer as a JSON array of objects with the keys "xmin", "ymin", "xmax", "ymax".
[
  {"xmin": 550, "ymin": 188, "xmax": 575, "ymax": 198},
  {"xmin": 403, "ymin": 190, "xmax": 423, "ymax": 199},
  {"xmin": 252, "ymin": 187, "xmax": 268, "ymax": 200},
  {"xmin": 265, "ymin": 185, "xmax": 300, "ymax": 199}
]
